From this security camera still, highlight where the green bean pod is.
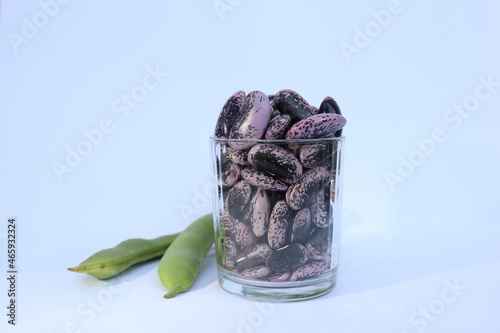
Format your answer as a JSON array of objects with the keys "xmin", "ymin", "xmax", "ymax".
[
  {"xmin": 67, "ymin": 233, "xmax": 180, "ymax": 279},
  {"xmin": 158, "ymin": 214, "xmax": 214, "ymax": 299}
]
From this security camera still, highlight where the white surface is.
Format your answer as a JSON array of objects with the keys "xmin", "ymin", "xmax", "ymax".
[{"xmin": 1, "ymin": 0, "xmax": 499, "ymax": 332}]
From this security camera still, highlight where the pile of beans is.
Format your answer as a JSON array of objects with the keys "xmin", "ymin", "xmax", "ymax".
[{"xmin": 213, "ymin": 89, "xmax": 346, "ymax": 282}]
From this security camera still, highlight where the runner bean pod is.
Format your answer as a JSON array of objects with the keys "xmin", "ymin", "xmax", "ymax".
[
  {"xmin": 67, "ymin": 233, "xmax": 180, "ymax": 280},
  {"xmin": 158, "ymin": 214, "xmax": 214, "ymax": 299}
]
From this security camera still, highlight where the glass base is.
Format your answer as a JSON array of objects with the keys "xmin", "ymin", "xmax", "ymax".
[{"xmin": 217, "ymin": 266, "xmax": 337, "ymax": 302}]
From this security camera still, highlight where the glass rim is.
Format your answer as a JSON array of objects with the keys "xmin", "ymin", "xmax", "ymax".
[{"xmin": 209, "ymin": 136, "xmax": 345, "ymax": 144}]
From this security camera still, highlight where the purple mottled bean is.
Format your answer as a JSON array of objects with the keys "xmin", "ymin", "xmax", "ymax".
[
  {"xmin": 319, "ymin": 97, "xmax": 343, "ymax": 137},
  {"xmin": 285, "ymin": 114, "xmax": 346, "ymax": 140},
  {"xmin": 229, "ymin": 91, "xmax": 273, "ymax": 149},
  {"xmin": 299, "ymin": 142, "xmax": 334, "ymax": 169},
  {"xmin": 305, "ymin": 243, "xmax": 323, "ymax": 260},
  {"xmin": 289, "ymin": 208, "xmax": 311, "ymax": 244},
  {"xmin": 249, "ymin": 188, "xmax": 270, "ymax": 237},
  {"xmin": 235, "ymin": 243, "xmax": 271, "ymax": 270},
  {"xmin": 227, "ymin": 180, "xmax": 252, "ymax": 217},
  {"xmin": 310, "ymin": 186, "xmax": 330, "ymax": 228},
  {"xmin": 268, "ymin": 191, "xmax": 287, "ymax": 208},
  {"xmin": 230, "ymin": 217, "xmax": 257, "ymax": 247},
  {"xmin": 265, "ymin": 243, "xmax": 309, "ymax": 272},
  {"xmin": 221, "ymin": 160, "xmax": 240, "ymax": 187},
  {"xmin": 239, "ymin": 201, "xmax": 252, "ymax": 223},
  {"xmin": 227, "ymin": 148, "xmax": 251, "ymax": 166},
  {"xmin": 286, "ymin": 166, "xmax": 330, "ymax": 210},
  {"xmin": 225, "ymin": 237, "xmax": 238, "ymax": 258},
  {"xmin": 273, "ymin": 89, "xmax": 314, "ymax": 123},
  {"xmin": 214, "ymin": 90, "xmax": 246, "ymax": 138},
  {"xmin": 241, "ymin": 168, "xmax": 289, "ymax": 191},
  {"xmin": 268, "ymin": 200, "xmax": 292, "ymax": 249},
  {"xmin": 223, "ymin": 258, "xmax": 236, "ymax": 271},
  {"xmin": 222, "ymin": 213, "xmax": 231, "ymax": 232},
  {"xmin": 240, "ymin": 265, "xmax": 272, "ymax": 278},
  {"xmin": 264, "ymin": 114, "xmax": 291, "ymax": 140},
  {"xmin": 289, "ymin": 261, "xmax": 329, "ymax": 281},
  {"xmin": 310, "ymin": 105, "xmax": 319, "ymax": 115},
  {"xmin": 267, "ymin": 271, "xmax": 291, "ymax": 282},
  {"xmin": 248, "ymin": 144, "xmax": 302, "ymax": 184},
  {"xmin": 305, "ymin": 227, "xmax": 330, "ymax": 259},
  {"xmin": 319, "ymin": 96, "xmax": 341, "ymax": 115}
]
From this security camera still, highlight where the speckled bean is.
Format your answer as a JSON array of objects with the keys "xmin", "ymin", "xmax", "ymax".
[
  {"xmin": 285, "ymin": 114, "xmax": 346, "ymax": 140},
  {"xmin": 229, "ymin": 91, "xmax": 273, "ymax": 149},
  {"xmin": 227, "ymin": 180, "xmax": 252, "ymax": 217},
  {"xmin": 227, "ymin": 147, "xmax": 251, "ymax": 166},
  {"xmin": 286, "ymin": 166, "xmax": 330, "ymax": 210},
  {"xmin": 305, "ymin": 227, "xmax": 330, "ymax": 259},
  {"xmin": 268, "ymin": 190, "xmax": 287, "ymax": 208},
  {"xmin": 214, "ymin": 90, "xmax": 246, "ymax": 138},
  {"xmin": 240, "ymin": 265, "xmax": 272, "ymax": 278},
  {"xmin": 319, "ymin": 97, "xmax": 343, "ymax": 137},
  {"xmin": 264, "ymin": 114, "xmax": 292, "ymax": 140},
  {"xmin": 249, "ymin": 188, "xmax": 270, "ymax": 237},
  {"xmin": 310, "ymin": 186, "xmax": 330, "ymax": 228},
  {"xmin": 236, "ymin": 243, "xmax": 271, "ymax": 270},
  {"xmin": 268, "ymin": 200, "xmax": 292, "ymax": 249},
  {"xmin": 225, "ymin": 237, "xmax": 238, "ymax": 258},
  {"xmin": 267, "ymin": 271, "xmax": 291, "ymax": 282},
  {"xmin": 273, "ymin": 89, "xmax": 314, "ymax": 123},
  {"xmin": 305, "ymin": 243, "xmax": 323, "ymax": 260},
  {"xmin": 299, "ymin": 142, "xmax": 334, "ymax": 169},
  {"xmin": 221, "ymin": 160, "xmax": 240, "ymax": 187},
  {"xmin": 290, "ymin": 261, "xmax": 329, "ymax": 281},
  {"xmin": 241, "ymin": 168, "xmax": 289, "ymax": 191},
  {"xmin": 223, "ymin": 257, "xmax": 236, "ymax": 271},
  {"xmin": 230, "ymin": 217, "xmax": 258, "ymax": 247},
  {"xmin": 319, "ymin": 96, "xmax": 341, "ymax": 115},
  {"xmin": 248, "ymin": 144, "xmax": 302, "ymax": 184},
  {"xmin": 239, "ymin": 200, "xmax": 252, "ymax": 223},
  {"xmin": 289, "ymin": 208, "xmax": 311, "ymax": 244},
  {"xmin": 265, "ymin": 243, "xmax": 309, "ymax": 272}
]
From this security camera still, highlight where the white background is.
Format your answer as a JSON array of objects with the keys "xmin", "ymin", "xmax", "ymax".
[{"xmin": 1, "ymin": 0, "xmax": 499, "ymax": 332}]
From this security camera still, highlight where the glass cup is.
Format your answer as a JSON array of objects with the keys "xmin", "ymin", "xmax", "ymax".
[{"xmin": 209, "ymin": 136, "xmax": 344, "ymax": 302}]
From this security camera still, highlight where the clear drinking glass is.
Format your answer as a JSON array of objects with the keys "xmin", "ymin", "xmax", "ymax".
[{"xmin": 209, "ymin": 136, "xmax": 344, "ymax": 302}]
